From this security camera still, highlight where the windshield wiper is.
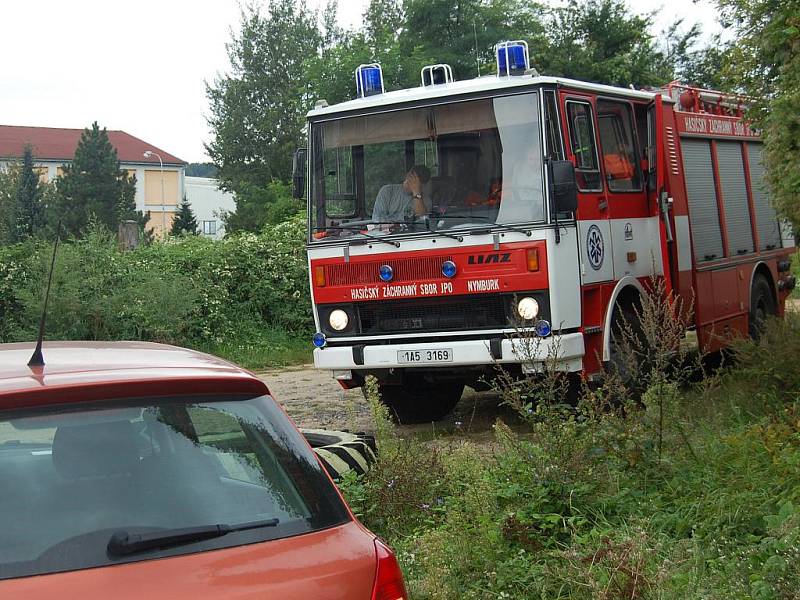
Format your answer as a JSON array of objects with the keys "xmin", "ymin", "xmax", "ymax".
[
  {"xmin": 422, "ymin": 216, "xmax": 463, "ymax": 242},
  {"xmin": 314, "ymin": 225, "xmax": 400, "ymax": 248},
  {"xmin": 468, "ymin": 222, "xmax": 533, "ymax": 237},
  {"xmin": 107, "ymin": 518, "xmax": 280, "ymax": 556}
]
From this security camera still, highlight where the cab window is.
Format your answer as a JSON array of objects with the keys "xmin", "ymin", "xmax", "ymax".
[
  {"xmin": 596, "ymin": 100, "xmax": 642, "ymax": 192},
  {"xmin": 566, "ymin": 101, "xmax": 602, "ymax": 192}
]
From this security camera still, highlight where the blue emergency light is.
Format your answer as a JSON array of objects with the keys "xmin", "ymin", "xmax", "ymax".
[
  {"xmin": 379, "ymin": 264, "xmax": 394, "ymax": 282},
  {"xmin": 535, "ymin": 319, "xmax": 552, "ymax": 337},
  {"xmin": 312, "ymin": 332, "xmax": 327, "ymax": 348},
  {"xmin": 356, "ymin": 63, "xmax": 385, "ymax": 98},
  {"xmin": 496, "ymin": 40, "xmax": 530, "ymax": 76}
]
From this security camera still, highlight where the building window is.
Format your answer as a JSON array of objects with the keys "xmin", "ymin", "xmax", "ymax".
[{"xmin": 203, "ymin": 220, "xmax": 217, "ymax": 235}]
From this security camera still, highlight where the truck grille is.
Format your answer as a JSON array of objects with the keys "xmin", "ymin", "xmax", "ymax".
[
  {"xmin": 357, "ymin": 294, "xmax": 509, "ymax": 335},
  {"xmin": 327, "ymin": 255, "xmax": 453, "ymax": 286}
]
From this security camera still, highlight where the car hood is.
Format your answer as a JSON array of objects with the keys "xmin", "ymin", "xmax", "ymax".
[{"xmin": 0, "ymin": 522, "xmax": 377, "ymax": 599}]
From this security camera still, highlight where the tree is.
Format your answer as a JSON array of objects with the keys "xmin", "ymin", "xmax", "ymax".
[
  {"xmin": 221, "ymin": 180, "xmax": 301, "ymax": 234},
  {"xmin": 401, "ymin": 0, "xmax": 549, "ymax": 83},
  {"xmin": 15, "ymin": 146, "xmax": 45, "ymax": 239},
  {"xmin": 205, "ymin": 1, "xmax": 322, "ymax": 192},
  {"xmin": 0, "ymin": 165, "xmax": 20, "ymax": 245},
  {"xmin": 713, "ymin": 0, "xmax": 800, "ymax": 225},
  {"xmin": 170, "ymin": 197, "xmax": 199, "ymax": 236},
  {"xmin": 185, "ymin": 162, "xmax": 218, "ymax": 177},
  {"xmin": 540, "ymin": 0, "xmax": 672, "ymax": 87},
  {"xmin": 52, "ymin": 122, "xmax": 146, "ymax": 238}
]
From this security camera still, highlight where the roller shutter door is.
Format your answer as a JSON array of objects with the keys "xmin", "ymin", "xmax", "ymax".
[
  {"xmin": 716, "ymin": 141, "xmax": 754, "ymax": 255},
  {"xmin": 682, "ymin": 139, "xmax": 724, "ymax": 262},
  {"xmin": 746, "ymin": 143, "xmax": 782, "ymax": 250}
]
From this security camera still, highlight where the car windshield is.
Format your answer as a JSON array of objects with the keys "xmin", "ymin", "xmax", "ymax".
[
  {"xmin": 309, "ymin": 92, "xmax": 545, "ymax": 242},
  {"xmin": 0, "ymin": 394, "xmax": 349, "ymax": 580}
]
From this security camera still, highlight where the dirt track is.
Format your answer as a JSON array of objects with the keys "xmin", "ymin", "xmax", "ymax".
[{"xmin": 258, "ymin": 366, "xmax": 520, "ymax": 436}]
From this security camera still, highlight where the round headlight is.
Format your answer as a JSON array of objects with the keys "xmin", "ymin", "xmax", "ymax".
[
  {"xmin": 328, "ymin": 309, "xmax": 349, "ymax": 331},
  {"xmin": 516, "ymin": 297, "xmax": 539, "ymax": 320},
  {"xmin": 379, "ymin": 264, "xmax": 393, "ymax": 282},
  {"xmin": 312, "ymin": 332, "xmax": 327, "ymax": 348}
]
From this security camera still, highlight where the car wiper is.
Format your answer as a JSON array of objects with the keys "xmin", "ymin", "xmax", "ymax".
[{"xmin": 107, "ymin": 518, "xmax": 280, "ymax": 556}]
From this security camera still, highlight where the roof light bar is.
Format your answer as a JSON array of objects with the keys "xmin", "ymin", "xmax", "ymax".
[
  {"xmin": 495, "ymin": 40, "xmax": 529, "ymax": 77},
  {"xmin": 355, "ymin": 63, "xmax": 385, "ymax": 98},
  {"xmin": 421, "ymin": 64, "xmax": 454, "ymax": 87}
]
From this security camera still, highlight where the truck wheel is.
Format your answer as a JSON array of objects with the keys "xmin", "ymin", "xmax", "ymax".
[
  {"xmin": 749, "ymin": 274, "xmax": 776, "ymax": 339},
  {"xmin": 302, "ymin": 429, "xmax": 377, "ymax": 481},
  {"xmin": 378, "ymin": 380, "xmax": 464, "ymax": 424}
]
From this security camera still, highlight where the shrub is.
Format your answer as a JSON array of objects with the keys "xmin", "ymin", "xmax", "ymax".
[{"xmin": 0, "ymin": 214, "xmax": 313, "ymax": 367}]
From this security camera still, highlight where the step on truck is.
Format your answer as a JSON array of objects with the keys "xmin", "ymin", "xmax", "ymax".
[{"xmin": 294, "ymin": 42, "xmax": 796, "ymax": 423}]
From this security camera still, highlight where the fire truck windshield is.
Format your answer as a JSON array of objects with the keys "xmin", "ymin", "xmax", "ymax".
[{"xmin": 309, "ymin": 92, "xmax": 546, "ymax": 241}]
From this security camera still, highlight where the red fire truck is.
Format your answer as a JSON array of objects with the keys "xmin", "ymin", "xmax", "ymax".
[{"xmin": 294, "ymin": 43, "xmax": 796, "ymax": 422}]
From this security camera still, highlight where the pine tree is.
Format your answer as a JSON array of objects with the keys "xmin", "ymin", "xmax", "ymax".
[
  {"xmin": 54, "ymin": 122, "xmax": 147, "ymax": 237},
  {"xmin": 170, "ymin": 197, "xmax": 198, "ymax": 236},
  {"xmin": 15, "ymin": 146, "xmax": 44, "ymax": 240}
]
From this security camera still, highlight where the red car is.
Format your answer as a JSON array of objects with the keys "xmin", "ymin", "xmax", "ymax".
[{"xmin": 0, "ymin": 341, "xmax": 407, "ymax": 599}]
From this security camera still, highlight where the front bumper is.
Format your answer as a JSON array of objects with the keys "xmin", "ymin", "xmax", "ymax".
[{"xmin": 313, "ymin": 333, "xmax": 585, "ymax": 372}]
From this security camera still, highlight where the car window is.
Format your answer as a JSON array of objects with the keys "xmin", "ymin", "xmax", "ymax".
[{"xmin": 0, "ymin": 394, "xmax": 349, "ymax": 580}]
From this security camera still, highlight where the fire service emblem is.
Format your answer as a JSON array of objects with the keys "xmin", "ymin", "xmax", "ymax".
[{"xmin": 586, "ymin": 225, "xmax": 604, "ymax": 271}]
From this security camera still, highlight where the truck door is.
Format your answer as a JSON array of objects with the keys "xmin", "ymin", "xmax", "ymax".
[
  {"xmin": 560, "ymin": 93, "xmax": 614, "ymax": 285},
  {"xmin": 593, "ymin": 97, "xmax": 663, "ymax": 283},
  {"xmin": 648, "ymin": 95, "xmax": 678, "ymax": 291}
]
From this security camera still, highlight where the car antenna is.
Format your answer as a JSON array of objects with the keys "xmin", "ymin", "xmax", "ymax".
[{"xmin": 28, "ymin": 221, "xmax": 61, "ymax": 368}]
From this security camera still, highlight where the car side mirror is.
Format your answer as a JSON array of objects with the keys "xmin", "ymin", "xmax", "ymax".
[
  {"xmin": 549, "ymin": 159, "xmax": 578, "ymax": 213},
  {"xmin": 292, "ymin": 148, "xmax": 307, "ymax": 199}
]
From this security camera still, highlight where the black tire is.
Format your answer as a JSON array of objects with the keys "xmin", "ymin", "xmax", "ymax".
[
  {"xmin": 302, "ymin": 429, "xmax": 376, "ymax": 481},
  {"xmin": 749, "ymin": 274, "xmax": 776, "ymax": 339},
  {"xmin": 378, "ymin": 378, "xmax": 464, "ymax": 424},
  {"xmin": 606, "ymin": 302, "xmax": 644, "ymax": 391}
]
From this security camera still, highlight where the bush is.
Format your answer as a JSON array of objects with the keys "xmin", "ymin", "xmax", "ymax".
[
  {"xmin": 0, "ymin": 215, "xmax": 313, "ymax": 367},
  {"xmin": 340, "ymin": 306, "xmax": 800, "ymax": 599}
]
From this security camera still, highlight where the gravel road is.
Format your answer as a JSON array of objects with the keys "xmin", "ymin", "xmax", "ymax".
[{"xmin": 258, "ymin": 366, "xmax": 521, "ymax": 436}]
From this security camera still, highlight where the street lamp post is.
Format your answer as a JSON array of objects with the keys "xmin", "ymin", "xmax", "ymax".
[{"xmin": 143, "ymin": 150, "xmax": 165, "ymax": 237}]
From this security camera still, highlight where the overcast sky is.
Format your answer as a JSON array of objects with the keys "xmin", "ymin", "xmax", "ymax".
[{"xmin": 0, "ymin": 0, "xmax": 723, "ymax": 163}]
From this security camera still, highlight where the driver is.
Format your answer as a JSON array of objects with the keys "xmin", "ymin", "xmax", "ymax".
[{"xmin": 371, "ymin": 165, "xmax": 431, "ymax": 223}]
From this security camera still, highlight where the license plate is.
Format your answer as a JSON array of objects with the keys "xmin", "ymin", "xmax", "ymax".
[{"xmin": 397, "ymin": 348, "xmax": 453, "ymax": 364}]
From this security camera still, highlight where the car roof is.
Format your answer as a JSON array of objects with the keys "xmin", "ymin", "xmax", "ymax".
[{"xmin": 0, "ymin": 341, "xmax": 269, "ymax": 406}]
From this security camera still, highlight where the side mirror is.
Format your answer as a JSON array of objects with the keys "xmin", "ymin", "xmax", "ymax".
[
  {"xmin": 292, "ymin": 148, "xmax": 307, "ymax": 199},
  {"xmin": 549, "ymin": 159, "xmax": 578, "ymax": 213}
]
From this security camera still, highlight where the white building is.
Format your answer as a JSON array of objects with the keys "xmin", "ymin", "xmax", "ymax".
[{"xmin": 184, "ymin": 176, "xmax": 235, "ymax": 240}]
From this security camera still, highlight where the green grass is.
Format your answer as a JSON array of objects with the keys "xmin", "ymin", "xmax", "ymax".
[
  {"xmin": 339, "ymin": 317, "xmax": 800, "ymax": 600},
  {"xmin": 191, "ymin": 328, "xmax": 311, "ymax": 370},
  {"xmin": 792, "ymin": 250, "xmax": 800, "ymax": 298}
]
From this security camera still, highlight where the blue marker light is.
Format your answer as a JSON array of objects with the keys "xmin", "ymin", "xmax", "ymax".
[
  {"xmin": 356, "ymin": 64, "xmax": 385, "ymax": 98},
  {"xmin": 442, "ymin": 260, "xmax": 457, "ymax": 278},
  {"xmin": 535, "ymin": 319, "xmax": 552, "ymax": 337},
  {"xmin": 312, "ymin": 332, "xmax": 327, "ymax": 348},
  {"xmin": 496, "ymin": 41, "xmax": 530, "ymax": 76},
  {"xmin": 379, "ymin": 264, "xmax": 394, "ymax": 282}
]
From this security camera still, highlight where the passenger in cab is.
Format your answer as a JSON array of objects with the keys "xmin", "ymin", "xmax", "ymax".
[{"xmin": 371, "ymin": 165, "xmax": 432, "ymax": 223}]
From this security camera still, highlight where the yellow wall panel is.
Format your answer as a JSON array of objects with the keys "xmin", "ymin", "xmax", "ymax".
[
  {"xmin": 144, "ymin": 169, "xmax": 179, "ymax": 206},
  {"xmin": 34, "ymin": 167, "xmax": 49, "ymax": 183},
  {"xmin": 147, "ymin": 211, "xmax": 176, "ymax": 239}
]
